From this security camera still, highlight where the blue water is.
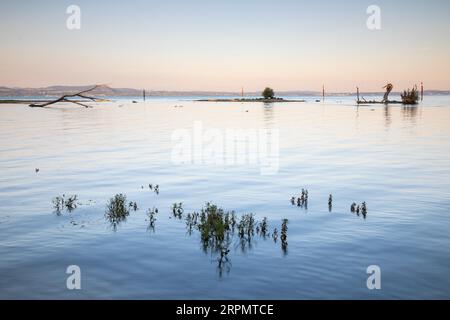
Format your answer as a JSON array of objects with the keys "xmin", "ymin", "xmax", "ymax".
[{"xmin": 0, "ymin": 97, "xmax": 449, "ymax": 299}]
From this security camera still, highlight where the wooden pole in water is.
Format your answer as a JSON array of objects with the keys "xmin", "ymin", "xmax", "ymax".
[
  {"xmin": 357, "ymin": 87, "xmax": 360, "ymax": 103},
  {"xmin": 421, "ymin": 82, "xmax": 424, "ymax": 102},
  {"xmin": 241, "ymin": 87, "xmax": 244, "ymax": 98},
  {"xmin": 322, "ymin": 85, "xmax": 325, "ymax": 102},
  {"xmin": 143, "ymin": 89, "xmax": 146, "ymax": 102}
]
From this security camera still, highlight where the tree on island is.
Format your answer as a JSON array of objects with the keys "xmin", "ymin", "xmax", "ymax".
[{"xmin": 262, "ymin": 87, "xmax": 275, "ymax": 99}]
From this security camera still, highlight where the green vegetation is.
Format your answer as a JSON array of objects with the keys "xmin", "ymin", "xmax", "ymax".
[
  {"xmin": 262, "ymin": 87, "xmax": 275, "ymax": 99},
  {"xmin": 105, "ymin": 194, "xmax": 130, "ymax": 227}
]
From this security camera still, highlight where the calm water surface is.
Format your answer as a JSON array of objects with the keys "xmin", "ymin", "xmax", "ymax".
[{"xmin": 1, "ymin": 97, "xmax": 450, "ymax": 299}]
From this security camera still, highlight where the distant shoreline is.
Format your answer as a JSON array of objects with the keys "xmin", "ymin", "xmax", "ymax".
[
  {"xmin": 0, "ymin": 100, "xmax": 53, "ymax": 104},
  {"xmin": 2, "ymin": 85, "xmax": 450, "ymax": 98},
  {"xmin": 0, "ymin": 99, "xmax": 92, "ymax": 104},
  {"xmin": 196, "ymin": 98, "xmax": 306, "ymax": 103},
  {"xmin": 0, "ymin": 98, "xmax": 308, "ymax": 105}
]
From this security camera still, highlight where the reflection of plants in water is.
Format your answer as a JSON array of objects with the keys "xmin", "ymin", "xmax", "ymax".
[
  {"xmin": 272, "ymin": 228, "xmax": 278, "ymax": 242},
  {"xmin": 237, "ymin": 213, "xmax": 256, "ymax": 253},
  {"xmin": 180, "ymin": 203, "xmax": 289, "ymax": 276},
  {"xmin": 258, "ymin": 217, "xmax": 268, "ymax": 238},
  {"xmin": 105, "ymin": 194, "xmax": 130, "ymax": 230},
  {"xmin": 53, "ymin": 194, "xmax": 78, "ymax": 215},
  {"xmin": 197, "ymin": 203, "xmax": 230, "ymax": 252},
  {"xmin": 185, "ymin": 212, "xmax": 199, "ymax": 235},
  {"xmin": 196, "ymin": 203, "xmax": 236, "ymax": 276}
]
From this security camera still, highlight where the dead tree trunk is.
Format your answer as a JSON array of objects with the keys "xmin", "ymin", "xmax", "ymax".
[
  {"xmin": 29, "ymin": 85, "xmax": 104, "ymax": 108},
  {"xmin": 382, "ymin": 83, "xmax": 393, "ymax": 103}
]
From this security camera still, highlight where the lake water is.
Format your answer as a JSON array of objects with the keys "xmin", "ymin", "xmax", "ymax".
[{"xmin": 1, "ymin": 96, "xmax": 450, "ymax": 299}]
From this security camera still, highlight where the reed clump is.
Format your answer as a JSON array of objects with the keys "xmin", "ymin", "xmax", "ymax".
[
  {"xmin": 147, "ymin": 207, "xmax": 158, "ymax": 232},
  {"xmin": 401, "ymin": 86, "xmax": 419, "ymax": 105},
  {"xmin": 172, "ymin": 202, "xmax": 184, "ymax": 219},
  {"xmin": 351, "ymin": 201, "xmax": 367, "ymax": 218},
  {"xmin": 281, "ymin": 219, "xmax": 288, "ymax": 253},
  {"xmin": 52, "ymin": 194, "xmax": 78, "ymax": 214},
  {"xmin": 291, "ymin": 188, "xmax": 308, "ymax": 209},
  {"xmin": 105, "ymin": 194, "xmax": 130, "ymax": 226}
]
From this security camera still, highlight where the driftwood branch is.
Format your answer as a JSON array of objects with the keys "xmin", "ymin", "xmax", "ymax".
[{"xmin": 29, "ymin": 85, "xmax": 105, "ymax": 108}]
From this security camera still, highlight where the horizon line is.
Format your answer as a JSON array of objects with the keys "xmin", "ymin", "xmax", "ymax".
[{"xmin": 1, "ymin": 84, "xmax": 450, "ymax": 95}]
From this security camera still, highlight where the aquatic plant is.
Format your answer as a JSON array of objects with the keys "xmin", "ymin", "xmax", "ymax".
[
  {"xmin": 401, "ymin": 86, "xmax": 419, "ymax": 105},
  {"xmin": 238, "ymin": 213, "xmax": 255, "ymax": 237},
  {"xmin": 148, "ymin": 183, "xmax": 159, "ymax": 194},
  {"xmin": 65, "ymin": 195, "xmax": 78, "ymax": 212},
  {"xmin": 197, "ymin": 203, "xmax": 228, "ymax": 246},
  {"xmin": 224, "ymin": 211, "xmax": 237, "ymax": 231},
  {"xmin": 147, "ymin": 207, "xmax": 157, "ymax": 232},
  {"xmin": 129, "ymin": 201, "xmax": 138, "ymax": 211},
  {"xmin": 105, "ymin": 194, "xmax": 130, "ymax": 227},
  {"xmin": 172, "ymin": 202, "xmax": 184, "ymax": 219},
  {"xmin": 292, "ymin": 188, "xmax": 309, "ymax": 209},
  {"xmin": 281, "ymin": 219, "xmax": 289, "ymax": 254},
  {"xmin": 361, "ymin": 202, "xmax": 367, "ymax": 218},
  {"xmin": 185, "ymin": 212, "xmax": 199, "ymax": 235},
  {"xmin": 259, "ymin": 217, "xmax": 268, "ymax": 237},
  {"xmin": 52, "ymin": 194, "xmax": 78, "ymax": 214},
  {"xmin": 350, "ymin": 201, "xmax": 367, "ymax": 218},
  {"xmin": 172, "ymin": 202, "xmax": 289, "ymax": 275},
  {"xmin": 52, "ymin": 196, "xmax": 64, "ymax": 214}
]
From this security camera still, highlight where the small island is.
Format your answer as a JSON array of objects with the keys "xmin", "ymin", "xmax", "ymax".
[{"xmin": 197, "ymin": 87, "xmax": 306, "ymax": 103}]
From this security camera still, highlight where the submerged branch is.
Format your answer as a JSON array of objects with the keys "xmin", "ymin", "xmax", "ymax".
[{"xmin": 29, "ymin": 85, "xmax": 105, "ymax": 108}]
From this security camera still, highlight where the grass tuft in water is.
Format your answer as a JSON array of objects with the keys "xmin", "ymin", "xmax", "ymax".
[
  {"xmin": 105, "ymin": 194, "xmax": 130, "ymax": 228},
  {"xmin": 172, "ymin": 202, "xmax": 184, "ymax": 219},
  {"xmin": 147, "ymin": 207, "xmax": 158, "ymax": 232},
  {"xmin": 281, "ymin": 219, "xmax": 288, "ymax": 254},
  {"xmin": 52, "ymin": 194, "xmax": 78, "ymax": 214}
]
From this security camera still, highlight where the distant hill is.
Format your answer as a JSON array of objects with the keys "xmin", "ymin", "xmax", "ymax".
[
  {"xmin": 0, "ymin": 85, "xmax": 449, "ymax": 97},
  {"xmin": 0, "ymin": 85, "xmax": 142, "ymax": 97}
]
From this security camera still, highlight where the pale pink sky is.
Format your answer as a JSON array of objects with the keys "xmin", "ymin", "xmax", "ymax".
[{"xmin": 1, "ymin": 0, "xmax": 449, "ymax": 92}]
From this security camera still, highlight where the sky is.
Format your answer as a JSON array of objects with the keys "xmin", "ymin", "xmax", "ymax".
[{"xmin": 0, "ymin": 0, "xmax": 449, "ymax": 92}]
